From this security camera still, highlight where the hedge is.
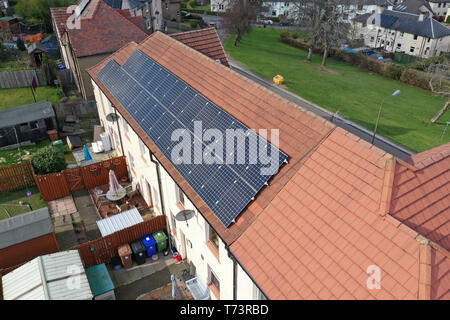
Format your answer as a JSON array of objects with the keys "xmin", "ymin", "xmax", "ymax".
[{"xmin": 280, "ymin": 36, "xmax": 445, "ymax": 92}]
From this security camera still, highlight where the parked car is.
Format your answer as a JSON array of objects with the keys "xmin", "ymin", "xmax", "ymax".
[
  {"xmin": 260, "ymin": 19, "xmax": 273, "ymax": 25},
  {"xmin": 280, "ymin": 20, "xmax": 291, "ymax": 26},
  {"xmin": 207, "ymin": 22, "xmax": 217, "ymax": 28}
]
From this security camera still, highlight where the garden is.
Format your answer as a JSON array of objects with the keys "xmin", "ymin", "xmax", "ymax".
[
  {"xmin": 0, "ymin": 186, "xmax": 47, "ymax": 220},
  {"xmin": 224, "ymin": 28, "xmax": 450, "ymax": 152},
  {"xmin": 0, "ymin": 86, "xmax": 64, "ymax": 110}
]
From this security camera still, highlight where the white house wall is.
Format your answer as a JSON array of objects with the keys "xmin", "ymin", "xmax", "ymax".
[{"xmin": 92, "ymin": 80, "xmax": 263, "ymax": 300}]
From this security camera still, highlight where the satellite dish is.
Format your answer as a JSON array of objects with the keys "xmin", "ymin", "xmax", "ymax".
[
  {"xmin": 175, "ymin": 210, "xmax": 195, "ymax": 226},
  {"xmin": 106, "ymin": 113, "xmax": 119, "ymax": 122}
]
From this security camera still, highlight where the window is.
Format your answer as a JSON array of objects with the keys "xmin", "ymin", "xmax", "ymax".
[
  {"xmin": 128, "ymin": 151, "xmax": 135, "ymax": 169},
  {"xmin": 165, "ymin": 2, "xmax": 168, "ymax": 9},
  {"xmin": 139, "ymin": 139, "xmax": 147, "ymax": 158},
  {"xmin": 208, "ymin": 265, "xmax": 220, "ymax": 297},
  {"xmin": 400, "ymin": 32, "xmax": 404, "ymax": 37},
  {"xmin": 410, "ymin": 46, "xmax": 415, "ymax": 53},
  {"xmin": 397, "ymin": 43, "xmax": 402, "ymax": 49},
  {"xmin": 413, "ymin": 34, "xmax": 418, "ymax": 40},
  {"xmin": 175, "ymin": 185, "xmax": 185, "ymax": 206},
  {"xmin": 428, "ymin": 38, "xmax": 431, "ymax": 43},
  {"xmin": 29, "ymin": 121, "xmax": 39, "ymax": 130},
  {"xmin": 208, "ymin": 225, "xmax": 219, "ymax": 250},
  {"xmin": 370, "ymin": 36, "xmax": 374, "ymax": 42}
]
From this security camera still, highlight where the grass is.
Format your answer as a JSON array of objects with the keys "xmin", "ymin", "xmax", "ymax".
[
  {"xmin": 224, "ymin": 28, "xmax": 450, "ymax": 152},
  {"xmin": 0, "ymin": 86, "xmax": 64, "ymax": 110},
  {"xmin": 0, "ymin": 140, "xmax": 51, "ymax": 168},
  {"xmin": 0, "ymin": 186, "xmax": 47, "ymax": 220},
  {"xmin": 0, "ymin": 52, "xmax": 32, "ymax": 71}
]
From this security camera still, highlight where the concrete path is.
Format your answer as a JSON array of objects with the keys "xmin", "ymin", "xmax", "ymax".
[
  {"xmin": 113, "ymin": 258, "xmax": 188, "ymax": 300},
  {"xmin": 54, "ymin": 212, "xmax": 81, "ymax": 250},
  {"xmin": 48, "ymin": 196, "xmax": 77, "ymax": 217},
  {"xmin": 228, "ymin": 57, "xmax": 415, "ymax": 159},
  {"xmin": 71, "ymin": 189, "xmax": 101, "ymax": 241}
]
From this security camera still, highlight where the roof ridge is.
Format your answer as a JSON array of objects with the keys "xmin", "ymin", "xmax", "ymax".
[
  {"xmin": 86, "ymin": 40, "xmax": 139, "ymax": 73},
  {"xmin": 379, "ymin": 156, "xmax": 396, "ymax": 217},
  {"xmin": 418, "ymin": 241, "xmax": 432, "ymax": 299},
  {"xmin": 400, "ymin": 142, "xmax": 450, "ymax": 170}
]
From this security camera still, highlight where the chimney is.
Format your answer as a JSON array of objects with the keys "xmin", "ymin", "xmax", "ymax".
[
  {"xmin": 377, "ymin": 6, "xmax": 385, "ymax": 14},
  {"xmin": 418, "ymin": 10, "xmax": 429, "ymax": 21}
]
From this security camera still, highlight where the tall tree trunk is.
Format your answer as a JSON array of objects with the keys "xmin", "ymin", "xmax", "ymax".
[
  {"xmin": 321, "ymin": 46, "xmax": 328, "ymax": 67},
  {"xmin": 431, "ymin": 100, "xmax": 450, "ymax": 123}
]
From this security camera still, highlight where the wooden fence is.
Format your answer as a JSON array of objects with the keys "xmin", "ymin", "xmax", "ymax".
[
  {"xmin": 34, "ymin": 156, "xmax": 128, "ymax": 201},
  {"xmin": 73, "ymin": 215, "xmax": 167, "ymax": 268},
  {"xmin": 0, "ymin": 69, "xmax": 47, "ymax": 89},
  {"xmin": 0, "ymin": 161, "xmax": 35, "ymax": 193}
]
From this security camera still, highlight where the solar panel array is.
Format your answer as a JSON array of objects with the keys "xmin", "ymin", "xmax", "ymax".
[{"xmin": 97, "ymin": 50, "xmax": 288, "ymax": 227}]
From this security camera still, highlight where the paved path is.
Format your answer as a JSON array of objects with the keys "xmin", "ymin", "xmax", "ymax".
[
  {"xmin": 113, "ymin": 258, "xmax": 187, "ymax": 300},
  {"xmin": 228, "ymin": 57, "xmax": 414, "ymax": 159},
  {"xmin": 72, "ymin": 189, "xmax": 101, "ymax": 241}
]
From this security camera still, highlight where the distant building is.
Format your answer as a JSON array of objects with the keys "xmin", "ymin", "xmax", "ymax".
[
  {"xmin": 0, "ymin": 0, "xmax": 9, "ymax": 16},
  {"xmin": 50, "ymin": 0, "xmax": 148, "ymax": 101},
  {"xmin": 427, "ymin": 0, "xmax": 450, "ymax": 20},
  {"xmin": 210, "ymin": 0, "xmax": 231, "ymax": 13},
  {"xmin": 353, "ymin": 7, "xmax": 450, "ymax": 57},
  {"xmin": 0, "ymin": 16, "xmax": 19, "ymax": 39},
  {"xmin": 162, "ymin": 0, "xmax": 181, "ymax": 23}
]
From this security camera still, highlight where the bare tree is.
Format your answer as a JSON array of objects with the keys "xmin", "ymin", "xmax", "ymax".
[
  {"xmin": 222, "ymin": 0, "xmax": 262, "ymax": 47},
  {"xmin": 291, "ymin": 0, "xmax": 350, "ymax": 65},
  {"xmin": 428, "ymin": 60, "xmax": 450, "ymax": 123}
]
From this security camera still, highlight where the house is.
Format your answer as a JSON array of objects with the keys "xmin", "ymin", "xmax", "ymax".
[
  {"xmin": 260, "ymin": 0, "xmax": 298, "ymax": 19},
  {"xmin": 162, "ymin": 0, "xmax": 182, "ymax": 23},
  {"xmin": 0, "ymin": 208, "xmax": 59, "ymax": 269},
  {"xmin": 353, "ymin": 8, "xmax": 450, "ymax": 57},
  {"xmin": 0, "ymin": 16, "xmax": 19, "ymax": 39},
  {"xmin": 427, "ymin": 0, "xmax": 450, "ymax": 20},
  {"xmin": 87, "ymin": 29, "xmax": 449, "ymax": 300},
  {"xmin": 1, "ymin": 250, "xmax": 93, "ymax": 300},
  {"xmin": 0, "ymin": 100, "xmax": 57, "ymax": 149},
  {"xmin": 211, "ymin": 0, "xmax": 231, "ymax": 12},
  {"xmin": 50, "ymin": 0, "xmax": 149, "ymax": 101},
  {"xmin": 392, "ymin": 0, "xmax": 435, "ymax": 16}
]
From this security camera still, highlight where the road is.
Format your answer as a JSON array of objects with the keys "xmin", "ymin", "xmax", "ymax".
[{"xmin": 228, "ymin": 58, "xmax": 414, "ymax": 159}]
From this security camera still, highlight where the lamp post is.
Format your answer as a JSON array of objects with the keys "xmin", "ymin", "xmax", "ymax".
[{"xmin": 371, "ymin": 90, "xmax": 401, "ymax": 144}]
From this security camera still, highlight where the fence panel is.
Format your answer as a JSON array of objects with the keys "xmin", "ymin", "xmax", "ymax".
[
  {"xmin": 81, "ymin": 156, "xmax": 127, "ymax": 190},
  {"xmin": 0, "ymin": 162, "xmax": 35, "ymax": 193},
  {"xmin": 0, "ymin": 69, "xmax": 47, "ymax": 89},
  {"xmin": 34, "ymin": 156, "xmax": 128, "ymax": 201},
  {"xmin": 73, "ymin": 215, "xmax": 167, "ymax": 268},
  {"xmin": 34, "ymin": 172, "xmax": 70, "ymax": 201}
]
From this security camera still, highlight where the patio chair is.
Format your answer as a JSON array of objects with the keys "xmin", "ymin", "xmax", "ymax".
[{"xmin": 119, "ymin": 203, "xmax": 130, "ymax": 212}]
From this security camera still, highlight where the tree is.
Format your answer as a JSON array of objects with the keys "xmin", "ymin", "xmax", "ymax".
[
  {"xmin": 222, "ymin": 0, "xmax": 262, "ymax": 47},
  {"xmin": 16, "ymin": 38, "xmax": 26, "ymax": 51},
  {"xmin": 428, "ymin": 60, "xmax": 450, "ymax": 123},
  {"xmin": 14, "ymin": 0, "xmax": 72, "ymax": 32},
  {"xmin": 291, "ymin": 0, "xmax": 350, "ymax": 65},
  {"xmin": 32, "ymin": 146, "xmax": 66, "ymax": 175}
]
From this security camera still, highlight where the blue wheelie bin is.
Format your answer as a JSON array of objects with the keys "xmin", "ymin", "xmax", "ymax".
[{"xmin": 141, "ymin": 234, "xmax": 157, "ymax": 257}]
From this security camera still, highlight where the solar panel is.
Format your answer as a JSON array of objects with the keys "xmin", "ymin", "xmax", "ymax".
[{"xmin": 97, "ymin": 50, "xmax": 289, "ymax": 227}]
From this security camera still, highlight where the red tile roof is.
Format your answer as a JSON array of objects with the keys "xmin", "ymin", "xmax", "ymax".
[
  {"xmin": 50, "ymin": 0, "xmax": 148, "ymax": 57},
  {"xmin": 232, "ymin": 128, "xmax": 437, "ymax": 299},
  {"xmin": 390, "ymin": 143, "xmax": 450, "ymax": 251},
  {"xmin": 170, "ymin": 28, "xmax": 230, "ymax": 67},
  {"xmin": 88, "ymin": 31, "xmax": 334, "ymax": 245},
  {"xmin": 87, "ymin": 32, "xmax": 450, "ymax": 300}
]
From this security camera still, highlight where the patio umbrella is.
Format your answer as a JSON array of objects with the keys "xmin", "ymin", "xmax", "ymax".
[
  {"xmin": 83, "ymin": 145, "xmax": 92, "ymax": 161},
  {"xmin": 171, "ymin": 274, "xmax": 179, "ymax": 299},
  {"xmin": 108, "ymin": 169, "xmax": 121, "ymax": 195}
]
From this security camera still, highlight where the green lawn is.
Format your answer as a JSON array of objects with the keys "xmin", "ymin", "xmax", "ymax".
[
  {"xmin": 224, "ymin": 28, "xmax": 450, "ymax": 152},
  {"xmin": 0, "ymin": 53, "xmax": 32, "ymax": 71},
  {"xmin": 0, "ymin": 187, "xmax": 47, "ymax": 220},
  {"xmin": 0, "ymin": 86, "xmax": 64, "ymax": 110},
  {"xmin": 0, "ymin": 141, "xmax": 51, "ymax": 168}
]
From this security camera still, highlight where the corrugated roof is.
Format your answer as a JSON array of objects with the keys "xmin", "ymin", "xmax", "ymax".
[
  {"xmin": 0, "ymin": 100, "xmax": 55, "ymax": 129},
  {"xmin": 2, "ymin": 251, "xmax": 93, "ymax": 300},
  {"xmin": 96, "ymin": 207, "xmax": 143, "ymax": 237},
  {"xmin": 0, "ymin": 208, "xmax": 54, "ymax": 250}
]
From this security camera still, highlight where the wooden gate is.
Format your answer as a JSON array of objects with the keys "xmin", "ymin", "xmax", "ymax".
[{"xmin": 64, "ymin": 167, "xmax": 84, "ymax": 192}]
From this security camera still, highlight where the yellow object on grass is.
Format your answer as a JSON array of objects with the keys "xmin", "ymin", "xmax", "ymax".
[{"xmin": 273, "ymin": 75, "xmax": 284, "ymax": 85}]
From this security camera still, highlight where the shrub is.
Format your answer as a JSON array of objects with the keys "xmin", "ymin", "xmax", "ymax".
[
  {"xmin": 16, "ymin": 38, "xmax": 26, "ymax": 51},
  {"xmin": 388, "ymin": 64, "xmax": 406, "ymax": 80},
  {"xmin": 32, "ymin": 146, "xmax": 66, "ymax": 175},
  {"xmin": 190, "ymin": 20, "xmax": 198, "ymax": 28},
  {"xmin": 292, "ymin": 32, "xmax": 299, "ymax": 39},
  {"xmin": 280, "ymin": 31, "xmax": 290, "ymax": 39}
]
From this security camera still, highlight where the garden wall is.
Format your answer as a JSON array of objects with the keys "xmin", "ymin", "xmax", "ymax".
[
  {"xmin": 0, "ymin": 69, "xmax": 47, "ymax": 89},
  {"xmin": 280, "ymin": 36, "xmax": 445, "ymax": 92}
]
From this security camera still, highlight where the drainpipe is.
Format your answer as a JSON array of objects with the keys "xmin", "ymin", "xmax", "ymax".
[
  {"xmin": 113, "ymin": 105, "xmax": 125, "ymax": 156},
  {"xmin": 149, "ymin": 151, "xmax": 171, "ymax": 251},
  {"xmin": 226, "ymin": 246, "xmax": 238, "ymax": 300}
]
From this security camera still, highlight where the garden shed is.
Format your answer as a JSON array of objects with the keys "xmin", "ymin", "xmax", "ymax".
[
  {"xmin": 0, "ymin": 100, "xmax": 57, "ymax": 148},
  {"xmin": 1, "ymin": 250, "xmax": 93, "ymax": 300}
]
